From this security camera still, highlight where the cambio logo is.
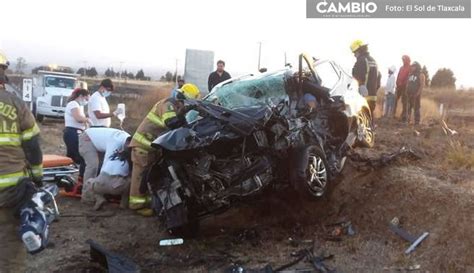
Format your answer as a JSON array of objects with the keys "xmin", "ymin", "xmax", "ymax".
[{"xmin": 316, "ymin": 0, "xmax": 377, "ymax": 14}]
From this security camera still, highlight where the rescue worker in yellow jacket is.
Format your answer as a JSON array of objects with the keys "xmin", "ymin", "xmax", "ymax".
[
  {"xmin": 350, "ymin": 40, "xmax": 380, "ymax": 116},
  {"xmin": 0, "ymin": 51, "xmax": 43, "ymax": 271},
  {"xmin": 128, "ymin": 84, "xmax": 200, "ymax": 212}
]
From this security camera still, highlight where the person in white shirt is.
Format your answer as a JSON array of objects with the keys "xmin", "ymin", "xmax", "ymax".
[
  {"xmin": 384, "ymin": 66, "xmax": 397, "ymax": 117},
  {"xmin": 79, "ymin": 128, "xmax": 131, "ymax": 206},
  {"xmin": 88, "ymin": 140, "xmax": 132, "ymax": 210},
  {"xmin": 63, "ymin": 88, "xmax": 90, "ymax": 196},
  {"xmin": 88, "ymin": 78, "xmax": 119, "ymax": 127}
]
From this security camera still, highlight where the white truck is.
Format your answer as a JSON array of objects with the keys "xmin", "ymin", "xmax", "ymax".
[{"xmin": 32, "ymin": 70, "xmax": 85, "ymax": 122}]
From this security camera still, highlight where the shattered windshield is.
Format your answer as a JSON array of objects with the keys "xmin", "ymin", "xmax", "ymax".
[{"xmin": 205, "ymin": 70, "xmax": 288, "ymax": 109}]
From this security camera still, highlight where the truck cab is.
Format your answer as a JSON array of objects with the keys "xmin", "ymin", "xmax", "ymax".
[{"xmin": 33, "ymin": 70, "xmax": 82, "ymax": 122}]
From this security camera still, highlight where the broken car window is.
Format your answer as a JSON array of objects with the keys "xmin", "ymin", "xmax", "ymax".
[
  {"xmin": 205, "ymin": 70, "xmax": 288, "ymax": 110},
  {"xmin": 314, "ymin": 61, "xmax": 340, "ymax": 90}
]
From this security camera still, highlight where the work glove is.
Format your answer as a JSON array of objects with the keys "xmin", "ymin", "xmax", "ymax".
[{"xmin": 359, "ymin": 85, "xmax": 369, "ymax": 97}]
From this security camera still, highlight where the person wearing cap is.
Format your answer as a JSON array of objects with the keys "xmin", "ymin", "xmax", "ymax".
[
  {"xmin": 87, "ymin": 78, "xmax": 121, "ymax": 127},
  {"xmin": 404, "ymin": 62, "xmax": 425, "ymax": 126},
  {"xmin": 128, "ymin": 83, "xmax": 201, "ymax": 215},
  {"xmin": 395, "ymin": 55, "xmax": 411, "ymax": 118},
  {"xmin": 384, "ymin": 66, "xmax": 397, "ymax": 118},
  {"xmin": 350, "ymin": 40, "xmax": 380, "ymax": 116}
]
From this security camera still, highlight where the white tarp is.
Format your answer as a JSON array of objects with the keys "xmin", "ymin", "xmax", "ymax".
[{"xmin": 184, "ymin": 49, "xmax": 214, "ymax": 95}]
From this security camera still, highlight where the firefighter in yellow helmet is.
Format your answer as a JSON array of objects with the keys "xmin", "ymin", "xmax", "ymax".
[
  {"xmin": 350, "ymin": 40, "xmax": 381, "ymax": 116},
  {"xmin": 128, "ymin": 83, "xmax": 200, "ymax": 214},
  {"xmin": 0, "ymin": 51, "xmax": 44, "ymax": 270}
]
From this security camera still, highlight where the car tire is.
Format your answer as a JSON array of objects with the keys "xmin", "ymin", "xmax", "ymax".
[
  {"xmin": 36, "ymin": 114, "xmax": 44, "ymax": 123},
  {"xmin": 291, "ymin": 145, "xmax": 331, "ymax": 200},
  {"xmin": 32, "ymin": 103, "xmax": 44, "ymax": 123},
  {"xmin": 357, "ymin": 109, "xmax": 374, "ymax": 148}
]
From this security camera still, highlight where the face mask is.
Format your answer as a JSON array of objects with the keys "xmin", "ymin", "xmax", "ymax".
[
  {"xmin": 102, "ymin": 90, "xmax": 111, "ymax": 97},
  {"xmin": 78, "ymin": 99, "xmax": 88, "ymax": 106}
]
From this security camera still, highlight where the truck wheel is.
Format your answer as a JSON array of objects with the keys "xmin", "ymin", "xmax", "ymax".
[
  {"xmin": 32, "ymin": 103, "xmax": 44, "ymax": 123},
  {"xmin": 36, "ymin": 114, "xmax": 44, "ymax": 123}
]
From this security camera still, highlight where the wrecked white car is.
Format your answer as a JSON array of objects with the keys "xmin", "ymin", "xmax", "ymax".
[{"xmin": 147, "ymin": 54, "xmax": 374, "ymax": 236}]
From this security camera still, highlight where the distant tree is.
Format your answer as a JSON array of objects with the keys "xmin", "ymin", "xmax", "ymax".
[
  {"xmin": 15, "ymin": 57, "xmax": 27, "ymax": 74},
  {"xmin": 32, "ymin": 66, "xmax": 51, "ymax": 74},
  {"xmin": 431, "ymin": 68, "xmax": 456, "ymax": 89},
  {"xmin": 77, "ymin": 67, "xmax": 86, "ymax": 76},
  {"xmin": 60, "ymin": 67, "xmax": 74, "ymax": 74},
  {"xmin": 121, "ymin": 70, "xmax": 128, "ymax": 79},
  {"xmin": 172, "ymin": 74, "xmax": 182, "ymax": 82},
  {"xmin": 86, "ymin": 67, "xmax": 98, "ymax": 77},
  {"xmin": 127, "ymin": 72, "xmax": 135, "ymax": 79},
  {"xmin": 160, "ymin": 75, "xmax": 166, "ymax": 81},
  {"xmin": 165, "ymin": 71, "xmax": 173, "ymax": 82},
  {"xmin": 136, "ymin": 69, "xmax": 145, "ymax": 80},
  {"xmin": 104, "ymin": 68, "xmax": 111, "ymax": 77},
  {"xmin": 32, "ymin": 66, "xmax": 42, "ymax": 74},
  {"xmin": 421, "ymin": 65, "xmax": 430, "ymax": 87}
]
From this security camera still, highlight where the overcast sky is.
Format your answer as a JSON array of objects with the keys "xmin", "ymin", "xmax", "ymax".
[{"xmin": 2, "ymin": 0, "xmax": 473, "ymax": 87}]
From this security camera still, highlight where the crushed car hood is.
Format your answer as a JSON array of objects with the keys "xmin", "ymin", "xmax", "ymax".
[{"xmin": 152, "ymin": 102, "xmax": 271, "ymax": 151}]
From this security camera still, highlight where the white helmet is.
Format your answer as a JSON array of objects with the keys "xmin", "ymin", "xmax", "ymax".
[
  {"xmin": 0, "ymin": 51, "xmax": 9, "ymax": 68},
  {"xmin": 389, "ymin": 65, "xmax": 396, "ymax": 73}
]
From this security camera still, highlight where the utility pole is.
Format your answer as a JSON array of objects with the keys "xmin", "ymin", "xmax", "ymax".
[
  {"xmin": 175, "ymin": 58, "xmax": 178, "ymax": 87},
  {"xmin": 119, "ymin": 61, "xmax": 124, "ymax": 83},
  {"xmin": 83, "ymin": 61, "xmax": 87, "ymax": 76},
  {"xmin": 257, "ymin": 41, "xmax": 262, "ymax": 70},
  {"xmin": 284, "ymin": 52, "xmax": 287, "ymax": 67}
]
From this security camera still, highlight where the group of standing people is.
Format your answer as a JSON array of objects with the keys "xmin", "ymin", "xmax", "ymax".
[
  {"xmin": 392, "ymin": 56, "xmax": 425, "ymax": 125},
  {"xmin": 350, "ymin": 40, "xmax": 425, "ymax": 126}
]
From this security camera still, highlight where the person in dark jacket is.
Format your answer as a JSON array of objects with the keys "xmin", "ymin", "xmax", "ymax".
[
  {"xmin": 404, "ymin": 62, "xmax": 425, "ymax": 125},
  {"xmin": 395, "ymin": 55, "xmax": 411, "ymax": 118},
  {"xmin": 350, "ymin": 40, "xmax": 379, "ymax": 116},
  {"xmin": 208, "ymin": 60, "xmax": 231, "ymax": 92}
]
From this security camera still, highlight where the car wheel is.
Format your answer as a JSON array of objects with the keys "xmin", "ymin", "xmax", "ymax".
[
  {"xmin": 292, "ymin": 145, "xmax": 331, "ymax": 199},
  {"xmin": 357, "ymin": 109, "xmax": 374, "ymax": 148}
]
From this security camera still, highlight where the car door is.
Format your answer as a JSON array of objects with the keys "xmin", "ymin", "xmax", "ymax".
[
  {"xmin": 314, "ymin": 60, "xmax": 341, "ymax": 94},
  {"xmin": 333, "ymin": 62, "xmax": 369, "ymax": 118}
]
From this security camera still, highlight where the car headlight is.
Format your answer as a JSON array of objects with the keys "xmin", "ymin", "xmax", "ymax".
[{"xmin": 38, "ymin": 101, "xmax": 48, "ymax": 107}]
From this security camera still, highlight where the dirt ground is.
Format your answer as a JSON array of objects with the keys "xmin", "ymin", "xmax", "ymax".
[{"xmin": 24, "ymin": 97, "xmax": 474, "ymax": 273}]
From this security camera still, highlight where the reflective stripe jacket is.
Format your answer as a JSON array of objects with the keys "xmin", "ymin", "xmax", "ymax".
[
  {"xmin": 130, "ymin": 98, "xmax": 182, "ymax": 150},
  {"xmin": 352, "ymin": 52, "xmax": 379, "ymax": 98},
  {"xmin": 0, "ymin": 87, "xmax": 42, "ymax": 193}
]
